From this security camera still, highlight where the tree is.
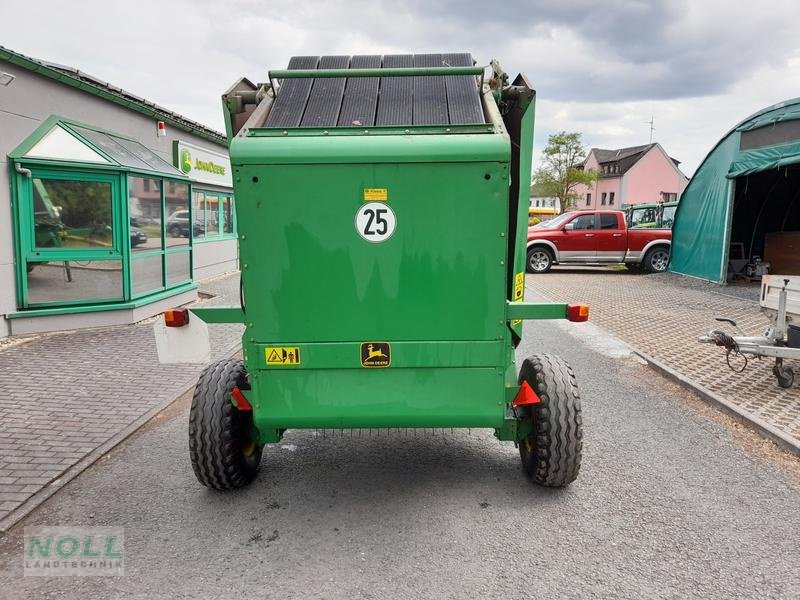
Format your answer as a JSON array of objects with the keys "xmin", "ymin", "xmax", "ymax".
[{"xmin": 532, "ymin": 132, "xmax": 597, "ymax": 211}]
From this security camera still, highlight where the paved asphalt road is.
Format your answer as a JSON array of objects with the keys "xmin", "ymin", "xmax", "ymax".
[{"xmin": 1, "ymin": 316, "xmax": 798, "ymax": 599}]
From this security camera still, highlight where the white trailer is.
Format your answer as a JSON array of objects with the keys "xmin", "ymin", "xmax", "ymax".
[{"xmin": 699, "ymin": 275, "xmax": 800, "ymax": 388}]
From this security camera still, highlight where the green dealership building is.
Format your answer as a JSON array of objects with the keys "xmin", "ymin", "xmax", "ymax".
[{"xmin": 0, "ymin": 46, "xmax": 238, "ymax": 337}]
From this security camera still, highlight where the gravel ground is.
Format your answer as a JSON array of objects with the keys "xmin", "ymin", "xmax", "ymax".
[{"xmin": 0, "ymin": 316, "xmax": 798, "ymax": 599}]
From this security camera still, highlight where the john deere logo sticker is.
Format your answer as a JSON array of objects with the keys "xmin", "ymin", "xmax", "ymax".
[
  {"xmin": 180, "ymin": 148, "xmax": 192, "ymax": 174},
  {"xmin": 265, "ymin": 346, "xmax": 301, "ymax": 366},
  {"xmin": 360, "ymin": 342, "xmax": 391, "ymax": 368}
]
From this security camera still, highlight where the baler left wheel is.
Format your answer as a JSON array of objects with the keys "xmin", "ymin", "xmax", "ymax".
[
  {"xmin": 189, "ymin": 358, "xmax": 262, "ymax": 490},
  {"xmin": 517, "ymin": 354, "xmax": 583, "ymax": 487}
]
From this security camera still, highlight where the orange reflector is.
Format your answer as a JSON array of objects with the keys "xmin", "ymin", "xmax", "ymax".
[
  {"xmin": 163, "ymin": 308, "xmax": 189, "ymax": 327},
  {"xmin": 567, "ymin": 304, "xmax": 589, "ymax": 322},
  {"xmin": 512, "ymin": 380, "xmax": 541, "ymax": 407},
  {"xmin": 231, "ymin": 386, "xmax": 252, "ymax": 411}
]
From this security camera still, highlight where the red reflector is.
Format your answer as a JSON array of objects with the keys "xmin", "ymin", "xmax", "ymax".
[
  {"xmin": 163, "ymin": 308, "xmax": 189, "ymax": 327},
  {"xmin": 512, "ymin": 381, "xmax": 541, "ymax": 407},
  {"xmin": 231, "ymin": 386, "xmax": 252, "ymax": 411},
  {"xmin": 567, "ymin": 304, "xmax": 589, "ymax": 322}
]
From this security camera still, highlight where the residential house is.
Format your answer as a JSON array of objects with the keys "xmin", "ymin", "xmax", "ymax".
[
  {"xmin": 529, "ymin": 183, "xmax": 561, "ymax": 221},
  {"xmin": 573, "ymin": 143, "xmax": 689, "ymax": 210}
]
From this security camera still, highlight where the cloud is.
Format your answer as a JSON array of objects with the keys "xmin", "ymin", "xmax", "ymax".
[{"xmin": 3, "ymin": 0, "xmax": 799, "ymax": 174}]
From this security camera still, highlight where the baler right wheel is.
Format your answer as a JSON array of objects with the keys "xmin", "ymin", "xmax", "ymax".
[
  {"xmin": 189, "ymin": 358, "xmax": 262, "ymax": 490},
  {"xmin": 518, "ymin": 354, "xmax": 583, "ymax": 487}
]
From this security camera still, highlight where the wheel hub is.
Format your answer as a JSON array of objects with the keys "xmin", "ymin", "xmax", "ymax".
[{"xmin": 529, "ymin": 251, "xmax": 550, "ymax": 272}]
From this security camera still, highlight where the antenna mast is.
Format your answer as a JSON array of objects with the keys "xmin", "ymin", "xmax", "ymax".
[{"xmin": 646, "ymin": 116, "xmax": 655, "ymax": 143}]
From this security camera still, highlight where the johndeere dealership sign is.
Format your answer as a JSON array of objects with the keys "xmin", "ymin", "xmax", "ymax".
[{"xmin": 173, "ymin": 141, "xmax": 232, "ymax": 187}]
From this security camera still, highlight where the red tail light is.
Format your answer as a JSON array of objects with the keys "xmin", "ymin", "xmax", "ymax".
[
  {"xmin": 163, "ymin": 308, "xmax": 189, "ymax": 327},
  {"xmin": 567, "ymin": 304, "xmax": 589, "ymax": 322}
]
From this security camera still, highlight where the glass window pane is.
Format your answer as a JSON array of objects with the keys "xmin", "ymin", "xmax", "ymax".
[
  {"xmin": 25, "ymin": 125, "xmax": 110, "ymax": 163},
  {"xmin": 165, "ymin": 182, "xmax": 191, "ymax": 247},
  {"xmin": 599, "ymin": 214, "xmax": 619, "ymax": 229},
  {"xmin": 205, "ymin": 195, "xmax": 219, "ymax": 237},
  {"xmin": 131, "ymin": 254, "xmax": 164, "ymax": 295},
  {"xmin": 191, "ymin": 191, "xmax": 206, "ymax": 239},
  {"xmin": 166, "ymin": 251, "xmax": 191, "ymax": 286},
  {"xmin": 571, "ymin": 215, "xmax": 595, "ymax": 230},
  {"xmin": 662, "ymin": 205, "xmax": 677, "ymax": 229},
  {"xmin": 69, "ymin": 126, "xmax": 152, "ymax": 171},
  {"xmin": 32, "ymin": 179, "xmax": 113, "ymax": 249},
  {"xmin": 112, "ymin": 136, "xmax": 183, "ymax": 175},
  {"xmin": 26, "ymin": 260, "xmax": 123, "ymax": 304},
  {"xmin": 128, "ymin": 177, "xmax": 162, "ymax": 252},
  {"xmin": 221, "ymin": 197, "xmax": 234, "ymax": 234}
]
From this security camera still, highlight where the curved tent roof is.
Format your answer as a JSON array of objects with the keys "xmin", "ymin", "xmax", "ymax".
[{"xmin": 670, "ymin": 97, "xmax": 800, "ymax": 282}]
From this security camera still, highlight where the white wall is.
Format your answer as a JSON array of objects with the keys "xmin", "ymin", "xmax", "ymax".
[{"xmin": 0, "ymin": 59, "xmax": 237, "ymax": 337}]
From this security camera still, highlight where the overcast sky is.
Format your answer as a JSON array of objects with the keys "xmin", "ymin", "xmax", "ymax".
[{"xmin": 4, "ymin": 0, "xmax": 799, "ymax": 175}]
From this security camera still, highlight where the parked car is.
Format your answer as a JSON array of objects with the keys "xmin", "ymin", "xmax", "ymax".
[
  {"xmin": 526, "ymin": 210, "xmax": 672, "ymax": 273},
  {"xmin": 165, "ymin": 210, "xmax": 203, "ymax": 238},
  {"xmin": 130, "ymin": 225, "xmax": 148, "ymax": 247}
]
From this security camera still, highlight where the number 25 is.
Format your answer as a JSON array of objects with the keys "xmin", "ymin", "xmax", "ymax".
[{"xmin": 363, "ymin": 208, "xmax": 388, "ymax": 235}]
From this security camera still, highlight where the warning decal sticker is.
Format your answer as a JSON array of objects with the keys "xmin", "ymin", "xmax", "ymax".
[
  {"xmin": 363, "ymin": 188, "xmax": 388, "ymax": 201},
  {"xmin": 514, "ymin": 272, "xmax": 524, "ymax": 301},
  {"xmin": 360, "ymin": 342, "xmax": 391, "ymax": 368},
  {"xmin": 512, "ymin": 272, "xmax": 525, "ymax": 326},
  {"xmin": 265, "ymin": 346, "xmax": 301, "ymax": 366}
]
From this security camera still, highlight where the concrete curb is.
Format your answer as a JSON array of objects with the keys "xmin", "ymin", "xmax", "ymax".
[
  {"xmin": 0, "ymin": 344, "xmax": 242, "ymax": 534},
  {"xmin": 633, "ymin": 349, "xmax": 800, "ymax": 457}
]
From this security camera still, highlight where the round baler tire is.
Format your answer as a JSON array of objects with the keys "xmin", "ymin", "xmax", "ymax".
[
  {"xmin": 189, "ymin": 358, "xmax": 262, "ymax": 490},
  {"xmin": 518, "ymin": 354, "xmax": 583, "ymax": 487},
  {"xmin": 526, "ymin": 247, "xmax": 554, "ymax": 274}
]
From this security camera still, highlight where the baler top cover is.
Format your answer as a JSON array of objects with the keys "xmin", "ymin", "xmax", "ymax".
[{"xmin": 264, "ymin": 53, "xmax": 485, "ymax": 129}]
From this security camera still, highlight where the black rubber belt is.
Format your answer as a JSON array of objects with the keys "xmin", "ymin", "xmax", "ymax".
[
  {"xmin": 413, "ymin": 53, "xmax": 448, "ymax": 126},
  {"xmin": 338, "ymin": 55, "xmax": 381, "ymax": 127},
  {"xmin": 375, "ymin": 54, "xmax": 413, "ymax": 126},
  {"xmin": 301, "ymin": 55, "xmax": 351, "ymax": 127},
  {"xmin": 443, "ymin": 52, "xmax": 484, "ymax": 125},
  {"xmin": 269, "ymin": 53, "xmax": 485, "ymax": 128},
  {"xmin": 265, "ymin": 56, "xmax": 319, "ymax": 128}
]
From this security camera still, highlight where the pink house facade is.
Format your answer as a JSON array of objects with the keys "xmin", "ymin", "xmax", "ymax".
[{"xmin": 573, "ymin": 143, "xmax": 689, "ymax": 210}]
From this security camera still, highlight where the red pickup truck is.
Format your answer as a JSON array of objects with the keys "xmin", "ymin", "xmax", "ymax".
[{"xmin": 526, "ymin": 210, "xmax": 672, "ymax": 273}]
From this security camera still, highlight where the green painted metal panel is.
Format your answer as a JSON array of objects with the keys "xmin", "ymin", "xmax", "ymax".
[
  {"xmin": 236, "ymin": 161, "xmax": 508, "ymax": 343},
  {"xmin": 230, "ymin": 133, "xmax": 508, "ymax": 165},
  {"xmin": 506, "ymin": 302, "xmax": 568, "ymax": 321},
  {"xmin": 250, "ymin": 367, "xmax": 504, "ymax": 430},
  {"xmin": 191, "ymin": 306, "xmax": 244, "ymax": 324}
]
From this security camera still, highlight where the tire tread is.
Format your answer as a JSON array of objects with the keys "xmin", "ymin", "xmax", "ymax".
[
  {"xmin": 188, "ymin": 359, "xmax": 261, "ymax": 490},
  {"xmin": 518, "ymin": 354, "xmax": 582, "ymax": 487}
]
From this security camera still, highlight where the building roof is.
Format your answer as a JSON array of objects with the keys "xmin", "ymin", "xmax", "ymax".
[
  {"xmin": 585, "ymin": 143, "xmax": 681, "ymax": 177},
  {"xmin": 529, "ymin": 182, "xmax": 555, "ymax": 198},
  {"xmin": 0, "ymin": 45, "xmax": 226, "ymax": 146}
]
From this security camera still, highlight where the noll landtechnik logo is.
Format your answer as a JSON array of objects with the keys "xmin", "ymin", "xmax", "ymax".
[
  {"xmin": 23, "ymin": 526, "xmax": 124, "ymax": 576},
  {"xmin": 180, "ymin": 148, "xmax": 192, "ymax": 174}
]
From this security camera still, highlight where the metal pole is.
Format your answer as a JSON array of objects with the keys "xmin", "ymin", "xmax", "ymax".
[{"xmin": 269, "ymin": 66, "xmax": 484, "ymax": 80}]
